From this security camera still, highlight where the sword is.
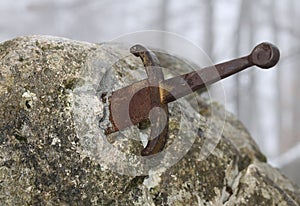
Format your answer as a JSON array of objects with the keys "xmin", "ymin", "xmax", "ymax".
[{"xmin": 102, "ymin": 42, "xmax": 280, "ymax": 156}]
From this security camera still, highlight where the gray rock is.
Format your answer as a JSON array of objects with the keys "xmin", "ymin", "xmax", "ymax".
[{"xmin": 0, "ymin": 35, "xmax": 299, "ymax": 205}]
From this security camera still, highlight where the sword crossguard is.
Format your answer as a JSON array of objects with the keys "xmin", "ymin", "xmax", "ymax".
[{"xmin": 130, "ymin": 44, "xmax": 169, "ymax": 156}]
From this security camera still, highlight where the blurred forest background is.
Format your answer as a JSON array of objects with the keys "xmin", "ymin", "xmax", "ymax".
[{"xmin": 0, "ymin": 0, "xmax": 300, "ymax": 185}]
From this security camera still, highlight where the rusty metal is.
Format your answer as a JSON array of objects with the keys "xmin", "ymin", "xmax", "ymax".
[
  {"xmin": 161, "ymin": 42, "xmax": 280, "ymax": 103},
  {"xmin": 103, "ymin": 42, "xmax": 280, "ymax": 156},
  {"xmin": 130, "ymin": 45, "xmax": 169, "ymax": 156}
]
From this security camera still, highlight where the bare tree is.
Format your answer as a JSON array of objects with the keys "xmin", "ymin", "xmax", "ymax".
[
  {"xmin": 291, "ymin": 0, "xmax": 300, "ymax": 152},
  {"xmin": 158, "ymin": 0, "xmax": 168, "ymax": 47},
  {"xmin": 202, "ymin": 0, "xmax": 214, "ymax": 60},
  {"xmin": 271, "ymin": 0, "xmax": 282, "ymax": 154},
  {"xmin": 234, "ymin": 0, "xmax": 247, "ymax": 117},
  {"xmin": 234, "ymin": 0, "xmax": 256, "ymax": 129}
]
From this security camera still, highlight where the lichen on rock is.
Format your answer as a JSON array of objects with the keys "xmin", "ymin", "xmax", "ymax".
[{"xmin": 0, "ymin": 35, "xmax": 299, "ymax": 205}]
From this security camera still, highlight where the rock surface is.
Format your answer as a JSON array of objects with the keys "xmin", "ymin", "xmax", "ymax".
[{"xmin": 0, "ymin": 35, "xmax": 299, "ymax": 205}]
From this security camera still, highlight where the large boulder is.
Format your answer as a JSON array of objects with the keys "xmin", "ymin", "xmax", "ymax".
[{"xmin": 0, "ymin": 35, "xmax": 299, "ymax": 205}]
